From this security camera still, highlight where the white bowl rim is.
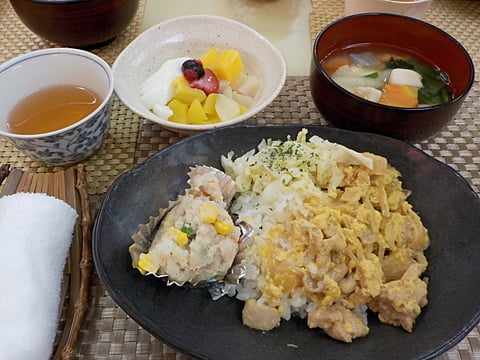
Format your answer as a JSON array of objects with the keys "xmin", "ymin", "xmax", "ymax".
[
  {"xmin": 112, "ymin": 14, "xmax": 287, "ymax": 132},
  {"xmin": 0, "ymin": 47, "xmax": 114, "ymax": 139}
]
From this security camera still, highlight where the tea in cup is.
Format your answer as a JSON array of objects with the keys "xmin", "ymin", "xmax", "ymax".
[{"xmin": 0, "ymin": 48, "xmax": 114, "ymax": 165}]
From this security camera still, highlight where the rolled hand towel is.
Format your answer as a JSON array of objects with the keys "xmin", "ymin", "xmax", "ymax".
[{"xmin": 0, "ymin": 192, "xmax": 78, "ymax": 360}]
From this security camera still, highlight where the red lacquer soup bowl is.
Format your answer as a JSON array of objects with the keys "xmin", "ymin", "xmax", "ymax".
[{"xmin": 310, "ymin": 13, "xmax": 474, "ymax": 142}]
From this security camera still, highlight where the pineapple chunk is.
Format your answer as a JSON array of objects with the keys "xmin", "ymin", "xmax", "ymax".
[
  {"xmin": 205, "ymin": 115, "xmax": 222, "ymax": 124},
  {"xmin": 203, "ymin": 93, "xmax": 218, "ymax": 115},
  {"xmin": 173, "ymin": 82, "xmax": 206, "ymax": 105},
  {"xmin": 187, "ymin": 98, "xmax": 208, "ymax": 124},
  {"xmin": 201, "ymin": 47, "xmax": 221, "ymax": 68},
  {"xmin": 167, "ymin": 99, "xmax": 188, "ymax": 123},
  {"xmin": 211, "ymin": 49, "xmax": 244, "ymax": 84},
  {"xmin": 215, "ymin": 94, "xmax": 240, "ymax": 121},
  {"xmin": 173, "ymin": 75, "xmax": 189, "ymax": 88},
  {"xmin": 239, "ymin": 104, "xmax": 248, "ymax": 115}
]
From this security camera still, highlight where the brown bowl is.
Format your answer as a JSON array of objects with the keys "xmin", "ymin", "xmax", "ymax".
[
  {"xmin": 310, "ymin": 13, "xmax": 475, "ymax": 142},
  {"xmin": 10, "ymin": 0, "xmax": 139, "ymax": 48}
]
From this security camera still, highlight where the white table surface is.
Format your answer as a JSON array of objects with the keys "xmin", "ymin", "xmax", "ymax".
[{"xmin": 142, "ymin": 0, "xmax": 313, "ymax": 76}]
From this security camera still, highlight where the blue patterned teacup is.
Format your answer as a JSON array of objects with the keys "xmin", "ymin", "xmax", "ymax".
[{"xmin": 0, "ymin": 48, "xmax": 114, "ymax": 165}]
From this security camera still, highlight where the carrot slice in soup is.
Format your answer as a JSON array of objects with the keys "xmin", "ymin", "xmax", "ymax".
[{"xmin": 379, "ymin": 84, "xmax": 419, "ymax": 108}]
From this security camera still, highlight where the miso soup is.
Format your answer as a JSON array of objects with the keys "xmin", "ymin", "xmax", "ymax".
[{"xmin": 321, "ymin": 44, "xmax": 452, "ymax": 108}]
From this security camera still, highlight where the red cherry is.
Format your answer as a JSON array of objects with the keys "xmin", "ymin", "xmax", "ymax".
[{"xmin": 190, "ymin": 69, "xmax": 219, "ymax": 95}]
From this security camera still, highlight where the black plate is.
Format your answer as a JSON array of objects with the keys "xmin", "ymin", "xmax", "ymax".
[{"xmin": 93, "ymin": 125, "xmax": 480, "ymax": 360}]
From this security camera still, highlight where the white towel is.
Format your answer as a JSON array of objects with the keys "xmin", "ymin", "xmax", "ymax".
[{"xmin": 0, "ymin": 192, "xmax": 78, "ymax": 360}]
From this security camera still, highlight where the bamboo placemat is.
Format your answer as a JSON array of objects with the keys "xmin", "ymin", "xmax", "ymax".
[
  {"xmin": 0, "ymin": 0, "xmax": 146, "ymax": 195},
  {"xmin": 0, "ymin": 0, "xmax": 479, "ymax": 358}
]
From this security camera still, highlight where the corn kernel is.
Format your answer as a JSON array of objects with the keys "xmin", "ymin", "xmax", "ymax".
[
  {"xmin": 200, "ymin": 204, "xmax": 218, "ymax": 223},
  {"xmin": 137, "ymin": 253, "xmax": 159, "ymax": 274},
  {"xmin": 168, "ymin": 227, "xmax": 189, "ymax": 247},
  {"xmin": 214, "ymin": 221, "xmax": 233, "ymax": 235}
]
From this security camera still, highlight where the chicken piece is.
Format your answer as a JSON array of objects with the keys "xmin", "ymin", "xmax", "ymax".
[
  {"xmin": 242, "ymin": 299, "xmax": 281, "ymax": 331},
  {"xmin": 307, "ymin": 304, "xmax": 369, "ymax": 343},
  {"xmin": 403, "ymin": 208, "xmax": 430, "ymax": 251},
  {"xmin": 381, "ymin": 248, "xmax": 417, "ymax": 282},
  {"xmin": 372, "ymin": 263, "xmax": 428, "ymax": 332},
  {"xmin": 384, "ymin": 208, "xmax": 429, "ymax": 251}
]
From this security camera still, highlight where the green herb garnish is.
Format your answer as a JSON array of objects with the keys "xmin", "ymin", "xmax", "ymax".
[
  {"xmin": 181, "ymin": 222, "xmax": 196, "ymax": 239},
  {"xmin": 386, "ymin": 58, "xmax": 415, "ymax": 70},
  {"xmin": 364, "ymin": 72, "xmax": 379, "ymax": 79}
]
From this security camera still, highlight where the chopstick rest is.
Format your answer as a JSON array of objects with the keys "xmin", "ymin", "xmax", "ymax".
[{"xmin": 0, "ymin": 192, "xmax": 77, "ymax": 360}]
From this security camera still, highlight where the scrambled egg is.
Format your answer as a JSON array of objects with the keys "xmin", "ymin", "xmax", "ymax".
[{"xmin": 222, "ymin": 129, "xmax": 429, "ymax": 342}]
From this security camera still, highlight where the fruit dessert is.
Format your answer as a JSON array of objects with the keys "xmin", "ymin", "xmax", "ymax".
[{"xmin": 140, "ymin": 48, "xmax": 259, "ymax": 125}]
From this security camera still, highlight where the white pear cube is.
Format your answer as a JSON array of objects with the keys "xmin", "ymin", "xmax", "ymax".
[
  {"xmin": 152, "ymin": 104, "xmax": 173, "ymax": 119},
  {"xmin": 219, "ymin": 80, "xmax": 233, "ymax": 98},
  {"xmin": 232, "ymin": 91, "xmax": 254, "ymax": 108},
  {"xmin": 215, "ymin": 94, "xmax": 240, "ymax": 121},
  {"xmin": 233, "ymin": 72, "xmax": 259, "ymax": 97}
]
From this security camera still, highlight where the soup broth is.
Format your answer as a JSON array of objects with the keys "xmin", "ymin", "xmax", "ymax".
[
  {"xmin": 8, "ymin": 84, "xmax": 102, "ymax": 135},
  {"xmin": 321, "ymin": 44, "xmax": 452, "ymax": 108}
]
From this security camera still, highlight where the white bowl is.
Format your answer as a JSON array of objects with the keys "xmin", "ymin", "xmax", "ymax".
[
  {"xmin": 345, "ymin": 0, "xmax": 433, "ymax": 18},
  {"xmin": 0, "ymin": 48, "xmax": 114, "ymax": 165},
  {"xmin": 112, "ymin": 15, "xmax": 287, "ymax": 133}
]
